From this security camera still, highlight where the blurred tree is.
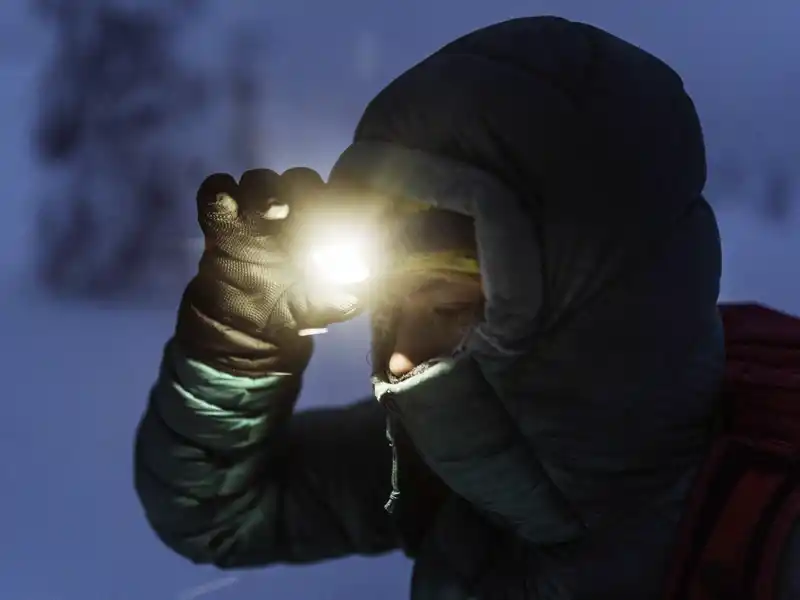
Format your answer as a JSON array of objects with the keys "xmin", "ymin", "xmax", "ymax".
[
  {"xmin": 707, "ymin": 154, "xmax": 746, "ymax": 201},
  {"xmin": 226, "ymin": 23, "xmax": 268, "ymax": 171},
  {"xmin": 699, "ymin": 153, "xmax": 795, "ymax": 222},
  {"xmin": 31, "ymin": 0, "xmax": 210, "ymax": 303},
  {"xmin": 762, "ymin": 163, "xmax": 793, "ymax": 222}
]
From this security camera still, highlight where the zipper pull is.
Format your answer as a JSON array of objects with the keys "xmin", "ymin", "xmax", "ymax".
[{"xmin": 384, "ymin": 412, "xmax": 401, "ymax": 515}]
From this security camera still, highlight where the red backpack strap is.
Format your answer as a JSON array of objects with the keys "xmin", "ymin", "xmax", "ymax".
[
  {"xmin": 664, "ymin": 303, "xmax": 800, "ymax": 600},
  {"xmin": 663, "ymin": 437, "xmax": 799, "ymax": 600},
  {"xmin": 721, "ymin": 303, "xmax": 800, "ymax": 444},
  {"xmin": 750, "ymin": 478, "xmax": 800, "ymax": 600}
]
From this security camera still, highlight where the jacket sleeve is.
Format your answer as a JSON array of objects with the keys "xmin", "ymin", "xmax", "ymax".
[{"xmin": 134, "ymin": 339, "xmax": 401, "ymax": 568}]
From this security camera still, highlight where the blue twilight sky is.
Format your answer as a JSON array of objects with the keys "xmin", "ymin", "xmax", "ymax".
[{"xmin": 0, "ymin": 1, "xmax": 799, "ymax": 599}]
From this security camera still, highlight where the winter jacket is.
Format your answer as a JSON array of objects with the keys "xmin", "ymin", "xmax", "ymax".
[{"xmin": 135, "ymin": 16, "xmax": 726, "ymax": 599}]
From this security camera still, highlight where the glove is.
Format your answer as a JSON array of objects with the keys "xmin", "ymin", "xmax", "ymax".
[{"xmin": 175, "ymin": 167, "xmax": 363, "ymax": 378}]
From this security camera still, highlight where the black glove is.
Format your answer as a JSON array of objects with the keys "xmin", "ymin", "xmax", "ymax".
[{"xmin": 175, "ymin": 168, "xmax": 363, "ymax": 378}]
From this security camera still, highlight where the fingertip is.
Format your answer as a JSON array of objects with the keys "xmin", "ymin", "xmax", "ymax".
[
  {"xmin": 197, "ymin": 173, "xmax": 237, "ymax": 200},
  {"xmin": 238, "ymin": 168, "xmax": 281, "ymax": 195},
  {"xmin": 281, "ymin": 167, "xmax": 324, "ymax": 185},
  {"xmin": 197, "ymin": 173, "xmax": 239, "ymax": 215},
  {"xmin": 238, "ymin": 169, "xmax": 282, "ymax": 214},
  {"xmin": 280, "ymin": 167, "xmax": 325, "ymax": 201}
]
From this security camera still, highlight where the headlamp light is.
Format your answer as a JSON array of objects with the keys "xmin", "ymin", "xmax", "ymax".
[
  {"xmin": 306, "ymin": 237, "xmax": 372, "ymax": 286},
  {"xmin": 296, "ymin": 235, "xmax": 375, "ymax": 337},
  {"xmin": 295, "ymin": 209, "xmax": 384, "ymax": 337},
  {"xmin": 292, "ymin": 190, "xmax": 475, "ymax": 336}
]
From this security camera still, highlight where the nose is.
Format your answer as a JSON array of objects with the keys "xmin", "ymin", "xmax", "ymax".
[
  {"xmin": 387, "ymin": 312, "xmax": 444, "ymax": 377},
  {"xmin": 388, "ymin": 352, "xmax": 416, "ymax": 377}
]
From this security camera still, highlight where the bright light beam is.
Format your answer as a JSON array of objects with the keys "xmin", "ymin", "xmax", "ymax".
[
  {"xmin": 297, "ymin": 235, "xmax": 373, "ymax": 337},
  {"xmin": 307, "ymin": 239, "xmax": 371, "ymax": 285}
]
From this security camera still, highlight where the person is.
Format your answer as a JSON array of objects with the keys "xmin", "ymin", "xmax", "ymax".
[{"xmin": 134, "ymin": 16, "xmax": 726, "ymax": 598}]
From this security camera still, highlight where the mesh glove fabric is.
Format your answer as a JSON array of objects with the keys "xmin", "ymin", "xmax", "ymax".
[{"xmin": 175, "ymin": 168, "xmax": 362, "ymax": 377}]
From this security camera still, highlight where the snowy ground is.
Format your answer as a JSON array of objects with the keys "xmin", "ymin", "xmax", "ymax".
[
  {"xmin": 0, "ymin": 291, "xmax": 413, "ymax": 600},
  {"xmin": 2, "ymin": 1, "xmax": 799, "ymax": 599}
]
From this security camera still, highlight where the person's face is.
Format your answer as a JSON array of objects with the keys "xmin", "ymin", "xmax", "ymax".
[{"xmin": 383, "ymin": 273, "xmax": 483, "ymax": 377}]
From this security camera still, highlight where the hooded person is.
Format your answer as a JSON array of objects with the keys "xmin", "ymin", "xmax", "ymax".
[{"xmin": 134, "ymin": 16, "xmax": 725, "ymax": 599}]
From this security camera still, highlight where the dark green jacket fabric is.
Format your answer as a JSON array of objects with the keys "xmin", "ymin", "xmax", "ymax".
[{"xmin": 135, "ymin": 16, "xmax": 726, "ymax": 598}]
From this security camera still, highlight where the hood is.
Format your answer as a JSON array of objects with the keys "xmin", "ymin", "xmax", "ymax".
[
  {"xmin": 328, "ymin": 16, "xmax": 723, "ymax": 541},
  {"xmin": 331, "ymin": 14, "xmax": 715, "ymax": 332}
]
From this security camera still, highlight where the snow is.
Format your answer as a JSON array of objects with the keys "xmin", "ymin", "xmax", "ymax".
[{"xmin": 0, "ymin": 291, "xmax": 413, "ymax": 600}]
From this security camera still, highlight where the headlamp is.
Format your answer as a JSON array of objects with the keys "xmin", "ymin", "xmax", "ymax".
[
  {"xmin": 306, "ymin": 237, "xmax": 372, "ymax": 286},
  {"xmin": 292, "ymin": 190, "xmax": 477, "ymax": 336},
  {"xmin": 295, "ymin": 208, "xmax": 384, "ymax": 337}
]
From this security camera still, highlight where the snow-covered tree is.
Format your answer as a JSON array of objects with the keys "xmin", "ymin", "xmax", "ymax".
[
  {"xmin": 707, "ymin": 152, "xmax": 796, "ymax": 222},
  {"xmin": 225, "ymin": 23, "xmax": 268, "ymax": 171},
  {"xmin": 31, "ymin": 0, "xmax": 210, "ymax": 302}
]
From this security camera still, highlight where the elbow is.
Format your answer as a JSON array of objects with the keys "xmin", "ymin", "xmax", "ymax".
[
  {"xmin": 133, "ymin": 391, "xmax": 254, "ymax": 567},
  {"xmin": 145, "ymin": 515, "xmax": 222, "ymax": 568},
  {"xmin": 134, "ymin": 452, "xmax": 278, "ymax": 569},
  {"xmin": 135, "ymin": 474, "xmax": 252, "ymax": 569},
  {"xmin": 133, "ymin": 358, "xmax": 288, "ymax": 569},
  {"xmin": 149, "ymin": 523, "xmax": 243, "ymax": 570},
  {"xmin": 133, "ymin": 457, "xmax": 223, "ymax": 567}
]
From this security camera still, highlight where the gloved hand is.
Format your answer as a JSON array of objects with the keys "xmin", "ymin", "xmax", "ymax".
[{"xmin": 175, "ymin": 167, "xmax": 363, "ymax": 378}]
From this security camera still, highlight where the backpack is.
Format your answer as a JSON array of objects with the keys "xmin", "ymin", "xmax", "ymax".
[{"xmin": 663, "ymin": 303, "xmax": 800, "ymax": 600}]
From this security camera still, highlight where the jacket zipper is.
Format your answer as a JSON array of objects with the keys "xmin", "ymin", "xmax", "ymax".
[{"xmin": 384, "ymin": 411, "xmax": 401, "ymax": 514}]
